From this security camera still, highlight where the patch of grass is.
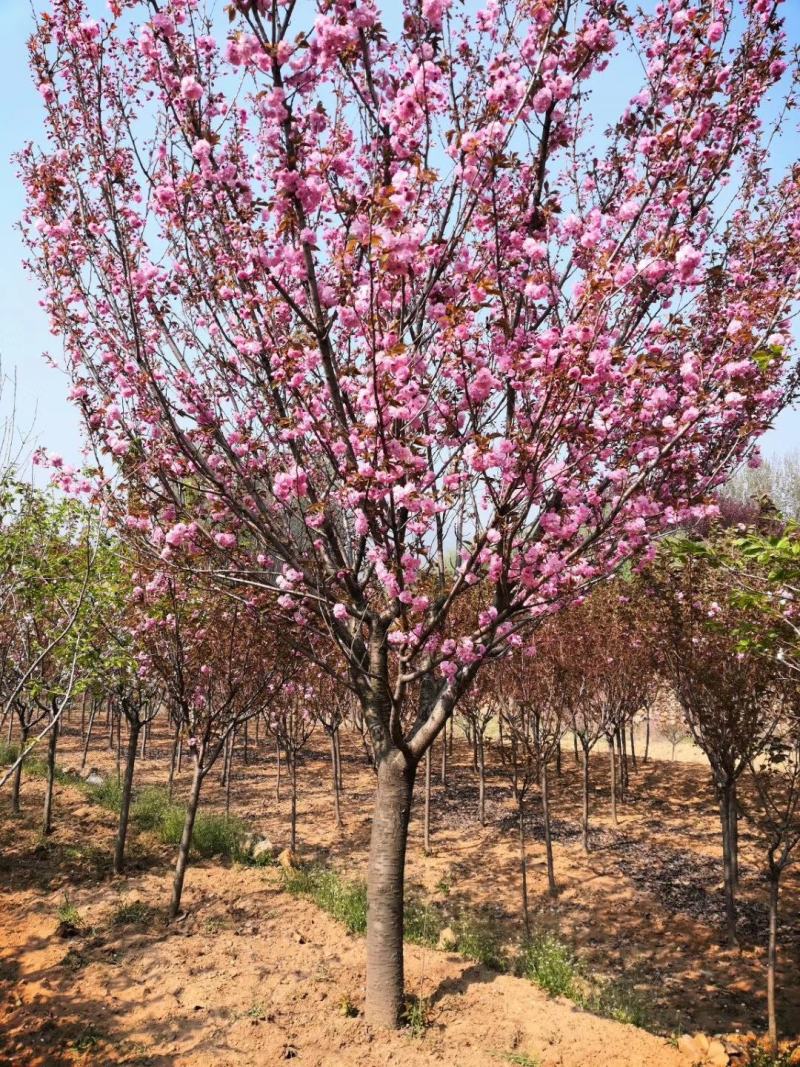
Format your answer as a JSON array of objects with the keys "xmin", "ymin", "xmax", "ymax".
[
  {"xmin": 283, "ymin": 866, "xmax": 368, "ymax": 935},
  {"xmin": 130, "ymin": 787, "xmax": 176, "ymax": 831},
  {"xmin": 72, "ymin": 1025, "xmax": 103, "ymax": 1053},
  {"xmin": 0, "ymin": 741, "xmax": 20, "ymax": 765},
  {"xmin": 516, "ymin": 933, "xmax": 578, "ymax": 999},
  {"xmin": 129, "ymin": 788, "xmax": 247, "ymax": 860},
  {"xmin": 57, "ymin": 894, "xmax": 83, "ymax": 932},
  {"xmin": 453, "ymin": 913, "xmax": 508, "ymax": 971},
  {"xmin": 580, "ymin": 977, "xmax": 649, "ymax": 1028},
  {"xmin": 404, "ymin": 896, "xmax": 444, "ymax": 948},
  {"xmin": 501, "ymin": 1054, "xmax": 541, "ymax": 1067},
  {"xmin": 245, "ymin": 1001, "xmax": 267, "ymax": 1021},
  {"xmin": 112, "ymin": 900, "xmax": 155, "ymax": 926},
  {"xmin": 86, "ymin": 777, "xmax": 124, "ymax": 811},
  {"xmin": 403, "ymin": 994, "xmax": 430, "ymax": 1037},
  {"xmin": 338, "ymin": 994, "xmax": 359, "ymax": 1018},
  {"xmin": 190, "ymin": 811, "xmax": 248, "ymax": 859}
]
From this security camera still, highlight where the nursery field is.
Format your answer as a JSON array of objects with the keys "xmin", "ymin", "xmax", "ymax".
[{"xmin": 1, "ymin": 722, "xmax": 797, "ymax": 1067}]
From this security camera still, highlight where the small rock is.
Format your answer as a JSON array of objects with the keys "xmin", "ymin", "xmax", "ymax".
[{"xmin": 82, "ymin": 769, "xmax": 105, "ymax": 786}]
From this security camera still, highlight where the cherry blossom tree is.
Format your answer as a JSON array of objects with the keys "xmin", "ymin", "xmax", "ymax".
[{"xmin": 20, "ymin": 0, "xmax": 800, "ymax": 1026}]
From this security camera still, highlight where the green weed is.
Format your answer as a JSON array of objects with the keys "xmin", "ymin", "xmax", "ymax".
[{"xmin": 516, "ymin": 933, "xmax": 578, "ymax": 998}]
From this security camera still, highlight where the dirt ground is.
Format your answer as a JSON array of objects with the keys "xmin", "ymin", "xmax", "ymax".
[{"xmin": 1, "ymin": 717, "xmax": 798, "ymax": 1066}]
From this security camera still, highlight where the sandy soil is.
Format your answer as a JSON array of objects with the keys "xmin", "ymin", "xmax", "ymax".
[{"xmin": 1, "ymin": 717, "xmax": 798, "ymax": 1066}]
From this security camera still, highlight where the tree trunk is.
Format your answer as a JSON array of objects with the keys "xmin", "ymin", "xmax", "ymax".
[
  {"xmin": 114, "ymin": 718, "xmax": 140, "ymax": 875},
  {"xmin": 440, "ymin": 731, "xmax": 447, "ymax": 786},
  {"xmin": 718, "ymin": 787, "xmax": 737, "ymax": 942},
  {"xmin": 619, "ymin": 727, "xmax": 628, "ymax": 798},
  {"xmin": 167, "ymin": 725, "xmax": 180, "ymax": 800},
  {"xmin": 115, "ymin": 713, "xmax": 122, "ymax": 782},
  {"xmin": 767, "ymin": 868, "xmax": 780, "ymax": 1049},
  {"xmin": 290, "ymin": 751, "xmax": 297, "ymax": 852},
  {"xmin": 573, "ymin": 729, "xmax": 579, "ymax": 764},
  {"xmin": 518, "ymin": 795, "xmax": 531, "ymax": 938},
  {"xmin": 11, "ymin": 724, "xmax": 28, "ymax": 814},
  {"xmin": 42, "ymin": 716, "xmax": 59, "ymax": 835},
  {"xmin": 365, "ymin": 754, "xmax": 415, "ymax": 1029},
  {"xmin": 334, "ymin": 728, "xmax": 343, "ymax": 791},
  {"xmin": 477, "ymin": 731, "xmax": 486, "ymax": 827},
  {"xmin": 331, "ymin": 732, "xmax": 342, "ymax": 830},
  {"xmin": 728, "ymin": 780, "xmax": 740, "ymax": 892},
  {"xmin": 581, "ymin": 745, "xmax": 590, "ymax": 853},
  {"xmin": 555, "ymin": 741, "xmax": 562, "ymax": 778},
  {"xmin": 644, "ymin": 711, "xmax": 650, "ymax": 763},
  {"xmin": 275, "ymin": 740, "xmax": 281, "ymax": 802},
  {"xmin": 243, "ymin": 719, "xmax": 249, "ymax": 765},
  {"xmin": 608, "ymin": 737, "xmax": 618, "ymax": 826},
  {"xmin": 169, "ymin": 757, "xmax": 203, "ymax": 920},
  {"xmin": 629, "ymin": 721, "xmax": 637, "ymax": 769},
  {"xmin": 423, "ymin": 745, "xmax": 431, "ymax": 854},
  {"xmin": 225, "ymin": 732, "xmax": 234, "ymax": 817},
  {"xmin": 541, "ymin": 759, "xmax": 556, "ymax": 896}
]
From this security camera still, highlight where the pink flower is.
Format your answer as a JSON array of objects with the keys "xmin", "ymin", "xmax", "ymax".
[
  {"xmin": 332, "ymin": 603, "xmax": 349, "ymax": 621},
  {"xmin": 214, "ymin": 531, "xmax": 236, "ymax": 548},
  {"xmin": 180, "ymin": 75, "xmax": 204, "ymax": 102},
  {"xmin": 533, "ymin": 87, "xmax": 553, "ymax": 113},
  {"xmin": 708, "ymin": 20, "xmax": 724, "ymax": 43},
  {"xmin": 675, "ymin": 244, "xmax": 702, "ymax": 280}
]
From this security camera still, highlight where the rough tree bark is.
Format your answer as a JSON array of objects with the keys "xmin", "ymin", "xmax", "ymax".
[
  {"xmin": 541, "ymin": 758, "xmax": 556, "ymax": 896},
  {"xmin": 608, "ymin": 735, "xmax": 618, "ymax": 826},
  {"xmin": 330, "ymin": 732, "xmax": 343, "ymax": 831},
  {"xmin": 767, "ymin": 866, "xmax": 780, "ymax": 1048},
  {"xmin": 42, "ymin": 713, "xmax": 59, "ymax": 835},
  {"xmin": 581, "ymin": 743, "xmax": 591, "ymax": 853},
  {"xmin": 169, "ymin": 755, "xmax": 204, "ymax": 919},
  {"xmin": 423, "ymin": 745, "xmax": 431, "ymax": 854},
  {"xmin": 477, "ymin": 730, "xmax": 486, "ymax": 827},
  {"xmin": 114, "ymin": 718, "xmax": 141, "ymax": 875},
  {"xmin": 365, "ymin": 753, "xmax": 416, "ymax": 1029}
]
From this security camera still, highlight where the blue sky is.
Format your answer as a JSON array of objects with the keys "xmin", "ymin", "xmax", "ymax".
[{"xmin": 0, "ymin": 0, "xmax": 796, "ymax": 472}]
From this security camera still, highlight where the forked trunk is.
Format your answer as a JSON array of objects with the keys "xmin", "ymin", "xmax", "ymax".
[
  {"xmin": 365, "ymin": 754, "xmax": 415, "ymax": 1028},
  {"xmin": 42, "ymin": 716, "xmax": 59, "ymax": 835},
  {"xmin": 114, "ymin": 718, "xmax": 140, "ymax": 875},
  {"xmin": 169, "ymin": 757, "xmax": 203, "ymax": 919}
]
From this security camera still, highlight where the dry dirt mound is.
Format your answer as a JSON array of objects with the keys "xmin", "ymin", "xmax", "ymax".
[{"xmin": 0, "ymin": 780, "xmax": 691, "ymax": 1067}]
